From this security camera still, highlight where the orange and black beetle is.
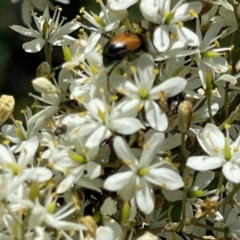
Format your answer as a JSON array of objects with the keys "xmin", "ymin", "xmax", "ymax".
[{"xmin": 103, "ymin": 33, "xmax": 144, "ymax": 67}]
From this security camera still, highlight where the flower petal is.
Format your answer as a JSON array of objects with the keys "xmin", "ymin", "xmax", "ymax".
[
  {"xmin": 222, "ymin": 162, "xmax": 240, "ymax": 183},
  {"xmin": 23, "ymin": 38, "xmax": 46, "ymax": 53},
  {"xmin": 186, "ymin": 156, "xmax": 224, "ymax": 171},
  {"xmin": 145, "ymin": 100, "xmax": 168, "ymax": 131},
  {"xmin": 104, "ymin": 171, "xmax": 134, "ymax": 191}
]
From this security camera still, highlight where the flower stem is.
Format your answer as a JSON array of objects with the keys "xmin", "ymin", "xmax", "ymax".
[
  {"xmin": 217, "ymin": 183, "xmax": 240, "ymax": 208},
  {"xmin": 195, "ymin": 222, "xmax": 227, "ymax": 233},
  {"xmin": 180, "ymin": 133, "xmax": 188, "ymax": 172},
  {"xmin": 215, "ymin": 171, "xmax": 224, "ymax": 196},
  {"xmin": 206, "ymin": 93, "xmax": 215, "ymax": 124},
  {"xmin": 219, "ymin": 103, "xmax": 240, "ymax": 130},
  {"xmin": 44, "ymin": 42, "xmax": 53, "ymax": 67},
  {"xmin": 224, "ymin": 84, "xmax": 229, "ymax": 119},
  {"xmin": 176, "ymin": 185, "xmax": 188, "ymax": 231}
]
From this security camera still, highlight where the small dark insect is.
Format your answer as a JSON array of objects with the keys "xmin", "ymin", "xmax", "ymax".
[
  {"xmin": 103, "ymin": 33, "xmax": 144, "ymax": 67},
  {"xmin": 54, "ymin": 124, "xmax": 67, "ymax": 137},
  {"xmin": 168, "ymin": 92, "xmax": 185, "ymax": 116}
]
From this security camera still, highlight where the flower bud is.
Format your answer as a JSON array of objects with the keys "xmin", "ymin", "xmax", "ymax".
[
  {"xmin": 32, "ymin": 77, "xmax": 58, "ymax": 94},
  {"xmin": 36, "ymin": 61, "xmax": 51, "ymax": 78},
  {"xmin": 120, "ymin": 201, "xmax": 130, "ymax": 227},
  {"xmin": 0, "ymin": 95, "xmax": 15, "ymax": 126},
  {"xmin": 177, "ymin": 100, "xmax": 192, "ymax": 133}
]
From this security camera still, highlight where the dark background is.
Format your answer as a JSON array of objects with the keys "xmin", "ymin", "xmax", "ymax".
[{"xmin": 0, "ymin": 0, "xmax": 100, "ymax": 120}]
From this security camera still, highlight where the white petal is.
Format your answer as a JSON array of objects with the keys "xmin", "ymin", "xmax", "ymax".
[
  {"xmin": 148, "ymin": 168, "xmax": 184, "ymax": 190},
  {"xmin": 145, "ymin": 100, "xmax": 168, "ymax": 131},
  {"xmin": 10, "ymin": 25, "xmax": 40, "ymax": 38},
  {"xmin": 104, "ymin": 171, "xmax": 134, "ymax": 191},
  {"xmin": 139, "ymin": 130, "xmax": 165, "ymax": 167},
  {"xmin": 169, "ymin": 25, "xmax": 200, "ymax": 46},
  {"xmin": 197, "ymin": 123, "xmax": 225, "ymax": 156},
  {"xmin": 136, "ymin": 177, "xmax": 154, "ymax": 214},
  {"xmin": 174, "ymin": 2, "xmax": 202, "ymax": 22},
  {"xmin": 96, "ymin": 226, "xmax": 114, "ymax": 240},
  {"xmin": 23, "ymin": 38, "xmax": 46, "ymax": 53},
  {"xmin": 150, "ymin": 77, "xmax": 187, "ymax": 98},
  {"xmin": 216, "ymin": 74, "xmax": 237, "ymax": 86},
  {"xmin": 111, "ymin": 118, "xmax": 143, "ymax": 134},
  {"xmin": 222, "ymin": 162, "xmax": 240, "ymax": 183},
  {"xmin": 140, "ymin": 0, "xmax": 161, "ymax": 23},
  {"xmin": 192, "ymin": 171, "xmax": 215, "ymax": 191},
  {"xmin": 85, "ymin": 125, "xmax": 110, "ymax": 148},
  {"xmin": 18, "ymin": 136, "xmax": 39, "ymax": 167},
  {"xmin": 186, "ymin": 156, "xmax": 224, "ymax": 171},
  {"xmin": 25, "ymin": 168, "xmax": 52, "ymax": 182},
  {"xmin": 113, "ymin": 136, "xmax": 139, "ymax": 167},
  {"xmin": 162, "ymin": 189, "xmax": 183, "ymax": 201},
  {"xmin": 109, "ymin": 0, "xmax": 138, "ymax": 10},
  {"xmin": 53, "ymin": 21, "xmax": 81, "ymax": 37},
  {"xmin": 86, "ymin": 162, "xmax": 101, "ymax": 179},
  {"xmin": 0, "ymin": 145, "xmax": 16, "ymax": 165},
  {"xmin": 153, "ymin": 25, "xmax": 170, "ymax": 52},
  {"xmin": 137, "ymin": 54, "xmax": 155, "ymax": 89}
]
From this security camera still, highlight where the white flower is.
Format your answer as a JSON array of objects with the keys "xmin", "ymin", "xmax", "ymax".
[
  {"xmin": 186, "ymin": 123, "xmax": 240, "ymax": 184},
  {"xmin": 10, "ymin": 6, "xmax": 80, "ymax": 53},
  {"xmin": 150, "ymin": 0, "xmax": 202, "ymax": 51},
  {"xmin": 111, "ymin": 53, "xmax": 187, "ymax": 131},
  {"xmin": 211, "ymin": 6, "xmax": 239, "ymax": 35},
  {"xmin": 22, "ymin": 193, "xmax": 87, "ymax": 238},
  {"xmin": 70, "ymin": 91, "xmax": 144, "ymax": 149},
  {"xmin": 11, "ymin": 0, "xmax": 70, "ymax": 25},
  {"xmin": 194, "ymin": 19, "xmax": 229, "ymax": 88},
  {"xmin": 213, "ymin": 207, "xmax": 240, "ymax": 239},
  {"xmin": 80, "ymin": 1, "xmax": 122, "ymax": 33},
  {"xmin": 104, "ymin": 130, "xmax": 184, "ymax": 214},
  {"xmin": 0, "ymin": 136, "xmax": 52, "ymax": 182}
]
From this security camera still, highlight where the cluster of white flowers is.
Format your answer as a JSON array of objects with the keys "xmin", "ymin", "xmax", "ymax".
[{"xmin": 3, "ymin": 0, "xmax": 240, "ymax": 239}]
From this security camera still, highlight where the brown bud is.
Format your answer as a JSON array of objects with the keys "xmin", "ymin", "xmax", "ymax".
[
  {"xmin": 0, "ymin": 95, "xmax": 15, "ymax": 126},
  {"xmin": 177, "ymin": 100, "xmax": 192, "ymax": 133}
]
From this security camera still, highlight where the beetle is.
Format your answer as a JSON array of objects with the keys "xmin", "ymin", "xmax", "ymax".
[{"xmin": 103, "ymin": 32, "xmax": 144, "ymax": 67}]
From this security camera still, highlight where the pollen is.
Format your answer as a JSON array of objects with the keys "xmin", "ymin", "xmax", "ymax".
[
  {"xmin": 205, "ymin": 132, "xmax": 210, "ymax": 138},
  {"xmin": 189, "ymin": 9, "xmax": 198, "ymax": 18},
  {"xmin": 178, "ymin": 22, "xmax": 183, "ymax": 28},
  {"xmin": 99, "ymin": 87, "xmax": 104, "ymax": 94},
  {"xmin": 214, "ymin": 146, "xmax": 220, "ymax": 153},
  {"xmin": 153, "ymin": 68, "xmax": 159, "ymax": 75},
  {"xmin": 23, "ymin": 148, "xmax": 28, "ymax": 154},
  {"xmin": 124, "ymin": 159, "xmax": 132, "ymax": 165},
  {"xmin": 109, "ymin": 95, "xmax": 118, "ymax": 102},
  {"xmin": 170, "ymin": 33, "xmax": 177, "ymax": 40},
  {"xmin": 137, "ymin": 104, "xmax": 143, "ymax": 111},
  {"xmin": 233, "ymin": 147, "xmax": 239, "ymax": 152},
  {"xmin": 161, "ymin": 182, "xmax": 167, "ymax": 189},
  {"xmin": 81, "ymin": 148, "xmax": 88, "ymax": 154},
  {"xmin": 224, "ymin": 123, "xmax": 230, "ymax": 129},
  {"xmin": 159, "ymin": 91, "xmax": 166, "ymax": 101},
  {"xmin": 130, "ymin": 65, "xmax": 137, "ymax": 73},
  {"xmin": 80, "ymin": 7, "xmax": 85, "ymax": 13},
  {"xmin": 215, "ymin": 41, "xmax": 220, "ymax": 48},
  {"xmin": 142, "ymin": 143, "xmax": 149, "ymax": 149},
  {"xmin": 136, "ymin": 183, "xmax": 142, "ymax": 190},
  {"xmin": 73, "ymin": 128, "xmax": 79, "ymax": 134},
  {"xmin": 118, "ymin": 88, "xmax": 125, "ymax": 95}
]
